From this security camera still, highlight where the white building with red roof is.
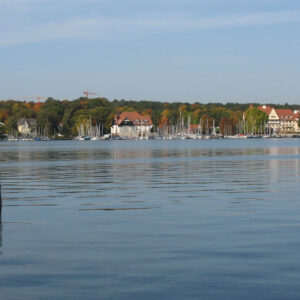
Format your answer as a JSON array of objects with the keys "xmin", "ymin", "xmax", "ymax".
[
  {"xmin": 111, "ymin": 112, "xmax": 153, "ymax": 138},
  {"xmin": 263, "ymin": 107, "xmax": 300, "ymax": 134},
  {"xmin": 245, "ymin": 104, "xmax": 300, "ymax": 134}
]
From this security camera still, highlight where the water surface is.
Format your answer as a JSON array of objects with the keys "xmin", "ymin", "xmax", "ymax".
[{"xmin": 1, "ymin": 139, "xmax": 300, "ymax": 299}]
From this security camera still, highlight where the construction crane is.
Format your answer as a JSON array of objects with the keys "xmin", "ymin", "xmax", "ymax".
[{"xmin": 83, "ymin": 89, "xmax": 98, "ymax": 98}]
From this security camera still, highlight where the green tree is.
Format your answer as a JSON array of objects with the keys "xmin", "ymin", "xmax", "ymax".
[
  {"xmin": 37, "ymin": 98, "xmax": 64, "ymax": 135},
  {"xmin": 5, "ymin": 117, "xmax": 18, "ymax": 135},
  {"xmin": 245, "ymin": 107, "xmax": 268, "ymax": 133}
]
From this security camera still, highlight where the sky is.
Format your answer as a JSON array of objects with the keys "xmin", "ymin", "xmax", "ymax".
[{"xmin": 1, "ymin": 0, "xmax": 300, "ymax": 103}]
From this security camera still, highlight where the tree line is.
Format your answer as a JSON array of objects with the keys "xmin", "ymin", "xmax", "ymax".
[{"xmin": 0, "ymin": 97, "xmax": 299, "ymax": 138}]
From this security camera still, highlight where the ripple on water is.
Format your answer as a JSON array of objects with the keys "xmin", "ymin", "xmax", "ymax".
[{"xmin": 1, "ymin": 139, "xmax": 300, "ymax": 299}]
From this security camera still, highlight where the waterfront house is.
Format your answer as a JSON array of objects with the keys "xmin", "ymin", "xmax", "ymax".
[
  {"xmin": 267, "ymin": 108, "xmax": 300, "ymax": 134},
  {"xmin": 257, "ymin": 105, "xmax": 300, "ymax": 134},
  {"xmin": 243, "ymin": 105, "xmax": 300, "ymax": 135},
  {"xmin": 17, "ymin": 118, "xmax": 37, "ymax": 135},
  {"xmin": 111, "ymin": 112, "xmax": 153, "ymax": 138}
]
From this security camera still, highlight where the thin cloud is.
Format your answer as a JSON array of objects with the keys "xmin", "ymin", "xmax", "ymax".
[{"xmin": 1, "ymin": 10, "xmax": 300, "ymax": 46}]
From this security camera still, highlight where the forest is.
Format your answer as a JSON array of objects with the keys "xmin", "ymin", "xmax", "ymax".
[{"xmin": 0, "ymin": 97, "xmax": 299, "ymax": 138}]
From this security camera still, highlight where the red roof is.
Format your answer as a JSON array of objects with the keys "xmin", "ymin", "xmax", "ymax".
[
  {"xmin": 275, "ymin": 109, "xmax": 298, "ymax": 121},
  {"xmin": 114, "ymin": 112, "xmax": 153, "ymax": 126},
  {"xmin": 258, "ymin": 105, "xmax": 273, "ymax": 116}
]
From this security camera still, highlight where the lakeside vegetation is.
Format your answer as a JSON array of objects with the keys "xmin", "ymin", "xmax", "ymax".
[{"xmin": 1, "ymin": 97, "xmax": 300, "ymax": 138}]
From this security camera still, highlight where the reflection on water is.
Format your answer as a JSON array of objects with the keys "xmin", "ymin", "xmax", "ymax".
[{"xmin": 0, "ymin": 139, "xmax": 300, "ymax": 299}]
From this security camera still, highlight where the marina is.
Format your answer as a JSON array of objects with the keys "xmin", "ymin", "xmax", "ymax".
[
  {"xmin": 2, "ymin": 133, "xmax": 300, "ymax": 141},
  {"xmin": 2, "ymin": 105, "xmax": 300, "ymax": 142}
]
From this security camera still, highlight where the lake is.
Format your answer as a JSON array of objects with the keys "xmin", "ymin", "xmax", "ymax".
[{"xmin": 1, "ymin": 139, "xmax": 300, "ymax": 299}]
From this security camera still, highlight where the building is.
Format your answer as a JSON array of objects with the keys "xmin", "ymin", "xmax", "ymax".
[
  {"xmin": 267, "ymin": 108, "xmax": 300, "ymax": 134},
  {"xmin": 17, "ymin": 118, "xmax": 37, "ymax": 135},
  {"xmin": 111, "ymin": 112, "xmax": 153, "ymax": 138},
  {"xmin": 258, "ymin": 105, "xmax": 273, "ymax": 116},
  {"xmin": 257, "ymin": 105, "xmax": 300, "ymax": 134}
]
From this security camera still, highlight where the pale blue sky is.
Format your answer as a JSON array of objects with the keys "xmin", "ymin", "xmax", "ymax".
[{"xmin": 1, "ymin": 0, "xmax": 300, "ymax": 103}]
